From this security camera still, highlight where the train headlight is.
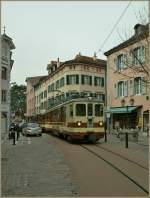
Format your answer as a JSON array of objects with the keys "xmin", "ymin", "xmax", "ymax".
[
  {"xmin": 99, "ymin": 121, "xmax": 103, "ymax": 126},
  {"xmin": 77, "ymin": 121, "xmax": 82, "ymax": 126}
]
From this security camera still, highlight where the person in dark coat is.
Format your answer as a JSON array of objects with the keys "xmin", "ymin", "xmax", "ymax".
[{"xmin": 14, "ymin": 123, "xmax": 20, "ymax": 140}]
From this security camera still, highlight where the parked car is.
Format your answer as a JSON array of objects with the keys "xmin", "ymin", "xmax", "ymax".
[
  {"xmin": 19, "ymin": 122, "xmax": 27, "ymax": 132},
  {"xmin": 22, "ymin": 123, "xmax": 42, "ymax": 136}
]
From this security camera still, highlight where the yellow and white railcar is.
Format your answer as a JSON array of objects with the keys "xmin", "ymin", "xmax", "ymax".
[{"xmin": 39, "ymin": 98, "xmax": 104, "ymax": 143}]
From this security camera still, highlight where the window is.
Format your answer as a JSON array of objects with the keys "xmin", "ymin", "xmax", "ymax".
[
  {"xmin": 95, "ymin": 104, "xmax": 103, "ymax": 116},
  {"xmin": 44, "ymin": 101, "xmax": 47, "ymax": 108},
  {"xmin": 48, "ymin": 85, "xmax": 51, "ymax": 93},
  {"xmin": 40, "ymin": 92, "xmax": 44, "ymax": 99},
  {"xmin": 117, "ymin": 54, "xmax": 124, "ymax": 71},
  {"xmin": 2, "ymin": 90, "xmax": 7, "ymax": 102},
  {"xmin": 96, "ymin": 93, "xmax": 105, "ymax": 102},
  {"xmin": 56, "ymin": 80, "xmax": 59, "ymax": 89},
  {"xmin": 76, "ymin": 104, "xmax": 86, "ymax": 116},
  {"xmin": 134, "ymin": 77, "xmax": 142, "ymax": 95},
  {"xmin": 69, "ymin": 104, "xmax": 73, "ymax": 117},
  {"xmin": 81, "ymin": 75, "xmax": 92, "ymax": 85},
  {"xmin": 94, "ymin": 77, "xmax": 104, "ymax": 87},
  {"xmin": 44, "ymin": 90, "xmax": 47, "ymax": 98},
  {"xmin": 51, "ymin": 83, "xmax": 54, "ymax": 91},
  {"xmin": 118, "ymin": 81, "xmax": 124, "ymax": 97},
  {"xmin": 60, "ymin": 77, "xmax": 65, "ymax": 87},
  {"xmin": 132, "ymin": 46, "xmax": 145, "ymax": 65},
  {"xmin": 2, "ymin": 67, "xmax": 7, "ymax": 80},
  {"xmin": 66, "ymin": 75, "xmax": 79, "ymax": 85}
]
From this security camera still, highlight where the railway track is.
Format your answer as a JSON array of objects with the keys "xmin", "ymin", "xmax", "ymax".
[
  {"xmin": 95, "ymin": 144, "xmax": 148, "ymax": 170},
  {"xmin": 80, "ymin": 144, "xmax": 149, "ymax": 195}
]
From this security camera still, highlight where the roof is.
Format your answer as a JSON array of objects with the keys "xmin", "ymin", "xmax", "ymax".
[
  {"xmin": 104, "ymin": 23, "xmax": 149, "ymax": 56},
  {"xmin": 25, "ymin": 75, "xmax": 47, "ymax": 85},
  {"xmin": 61, "ymin": 55, "xmax": 106, "ymax": 67},
  {"xmin": 1, "ymin": 33, "xmax": 16, "ymax": 50}
]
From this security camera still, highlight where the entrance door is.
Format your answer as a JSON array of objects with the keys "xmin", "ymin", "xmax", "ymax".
[{"xmin": 87, "ymin": 103, "xmax": 93, "ymax": 128}]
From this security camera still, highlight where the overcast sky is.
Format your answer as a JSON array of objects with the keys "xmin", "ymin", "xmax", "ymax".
[{"xmin": 1, "ymin": 1, "xmax": 148, "ymax": 85}]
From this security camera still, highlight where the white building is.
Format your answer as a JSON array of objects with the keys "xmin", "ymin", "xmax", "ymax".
[{"xmin": 1, "ymin": 30, "xmax": 15, "ymax": 138}]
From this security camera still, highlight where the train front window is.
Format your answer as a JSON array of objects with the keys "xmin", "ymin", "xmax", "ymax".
[
  {"xmin": 95, "ymin": 104, "xmax": 103, "ymax": 116},
  {"xmin": 76, "ymin": 104, "xmax": 86, "ymax": 116},
  {"xmin": 88, "ymin": 103, "xmax": 93, "ymax": 116},
  {"xmin": 70, "ymin": 104, "xmax": 73, "ymax": 117}
]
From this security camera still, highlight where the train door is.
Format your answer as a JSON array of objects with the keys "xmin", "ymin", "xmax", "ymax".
[{"xmin": 87, "ymin": 103, "xmax": 93, "ymax": 128}]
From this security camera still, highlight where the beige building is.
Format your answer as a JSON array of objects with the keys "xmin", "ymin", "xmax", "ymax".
[
  {"xmin": 1, "ymin": 31, "xmax": 15, "ymax": 137},
  {"xmin": 26, "ymin": 54, "xmax": 106, "ymax": 120},
  {"xmin": 104, "ymin": 24, "xmax": 149, "ymax": 131}
]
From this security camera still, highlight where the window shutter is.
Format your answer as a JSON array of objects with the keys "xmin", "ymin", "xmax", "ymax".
[
  {"xmin": 130, "ymin": 79, "xmax": 134, "ymax": 96},
  {"xmin": 141, "ymin": 77, "xmax": 147, "ymax": 94},
  {"xmin": 90, "ymin": 76, "xmax": 92, "ymax": 85},
  {"xmin": 128, "ymin": 50, "xmax": 133, "ymax": 67},
  {"xmin": 123, "ymin": 54, "xmax": 127, "ymax": 68},
  {"xmin": 94, "ymin": 77, "xmax": 96, "ymax": 86},
  {"xmin": 124, "ymin": 81, "xmax": 128, "ymax": 96},
  {"xmin": 66, "ymin": 75, "xmax": 69, "ymax": 85},
  {"xmin": 101, "ymin": 77, "xmax": 104, "ymax": 87},
  {"xmin": 114, "ymin": 83, "xmax": 117, "ymax": 98},
  {"xmin": 76, "ymin": 75, "xmax": 79, "ymax": 84},
  {"xmin": 114, "ymin": 58, "xmax": 117, "ymax": 71},
  {"xmin": 81, "ymin": 75, "xmax": 84, "ymax": 84},
  {"xmin": 141, "ymin": 46, "xmax": 145, "ymax": 63}
]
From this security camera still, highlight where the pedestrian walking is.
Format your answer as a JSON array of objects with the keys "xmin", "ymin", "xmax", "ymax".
[{"xmin": 15, "ymin": 123, "xmax": 20, "ymax": 141}]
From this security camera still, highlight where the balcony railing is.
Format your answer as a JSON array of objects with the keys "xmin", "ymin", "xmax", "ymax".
[{"xmin": 47, "ymin": 94, "xmax": 105, "ymax": 110}]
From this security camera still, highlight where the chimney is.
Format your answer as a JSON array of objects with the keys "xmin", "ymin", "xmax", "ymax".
[
  {"xmin": 93, "ymin": 52, "xmax": 97, "ymax": 61},
  {"xmin": 134, "ymin": 24, "xmax": 145, "ymax": 36},
  {"xmin": 57, "ymin": 57, "xmax": 60, "ymax": 67}
]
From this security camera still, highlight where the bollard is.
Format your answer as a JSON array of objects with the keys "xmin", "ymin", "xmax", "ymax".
[
  {"xmin": 104, "ymin": 130, "xmax": 107, "ymax": 142},
  {"xmin": 125, "ymin": 132, "xmax": 128, "ymax": 148}
]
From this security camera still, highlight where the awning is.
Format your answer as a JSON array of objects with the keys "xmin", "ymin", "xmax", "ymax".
[{"xmin": 106, "ymin": 106, "xmax": 140, "ymax": 114}]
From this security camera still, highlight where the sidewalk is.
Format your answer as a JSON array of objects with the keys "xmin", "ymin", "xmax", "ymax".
[
  {"xmin": 1, "ymin": 133, "xmax": 77, "ymax": 196},
  {"xmin": 99, "ymin": 133, "xmax": 149, "ymax": 169}
]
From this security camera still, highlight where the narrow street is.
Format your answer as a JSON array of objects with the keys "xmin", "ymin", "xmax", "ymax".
[{"xmin": 1, "ymin": 133, "xmax": 149, "ymax": 196}]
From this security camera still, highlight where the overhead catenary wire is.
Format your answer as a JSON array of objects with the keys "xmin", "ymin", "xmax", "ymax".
[{"xmin": 96, "ymin": 1, "xmax": 132, "ymax": 55}]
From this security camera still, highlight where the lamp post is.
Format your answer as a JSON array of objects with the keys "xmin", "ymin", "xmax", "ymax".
[{"xmin": 125, "ymin": 105, "xmax": 129, "ymax": 148}]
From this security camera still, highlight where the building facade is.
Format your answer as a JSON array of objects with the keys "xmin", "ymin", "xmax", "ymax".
[
  {"xmin": 26, "ymin": 76, "xmax": 47, "ymax": 120},
  {"xmin": 1, "ymin": 32, "xmax": 15, "ymax": 137},
  {"xmin": 26, "ymin": 54, "xmax": 106, "ymax": 120},
  {"xmin": 104, "ymin": 24, "xmax": 149, "ymax": 132}
]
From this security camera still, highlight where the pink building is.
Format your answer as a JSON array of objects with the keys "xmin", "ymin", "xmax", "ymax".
[{"xmin": 104, "ymin": 24, "xmax": 149, "ymax": 131}]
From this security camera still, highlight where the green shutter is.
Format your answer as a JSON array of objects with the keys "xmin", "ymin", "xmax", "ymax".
[
  {"xmin": 90, "ymin": 76, "xmax": 92, "ymax": 85},
  {"xmin": 94, "ymin": 77, "xmax": 96, "ymax": 86},
  {"xmin": 101, "ymin": 77, "xmax": 104, "ymax": 87},
  {"xmin": 76, "ymin": 75, "xmax": 79, "ymax": 84},
  {"xmin": 66, "ymin": 75, "xmax": 69, "ymax": 85},
  {"xmin": 81, "ymin": 75, "xmax": 84, "ymax": 84}
]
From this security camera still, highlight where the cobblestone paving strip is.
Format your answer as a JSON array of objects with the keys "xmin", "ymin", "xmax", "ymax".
[{"xmin": 1, "ymin": 134, "xmax": 78, "ymax": 196}]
